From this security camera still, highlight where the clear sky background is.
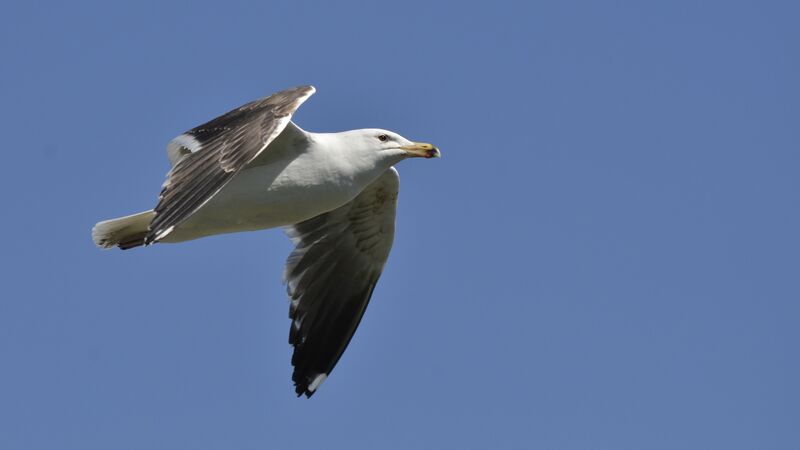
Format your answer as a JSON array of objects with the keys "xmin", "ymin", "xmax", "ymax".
[{"xmin": 1, "ymin": 1, "xmax": 798, "ymax": 449}]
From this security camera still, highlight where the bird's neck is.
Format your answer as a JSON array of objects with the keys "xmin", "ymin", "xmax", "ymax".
[{"xmin": 304, "ymin": 131, "xmax": 403, "ymax": 190}]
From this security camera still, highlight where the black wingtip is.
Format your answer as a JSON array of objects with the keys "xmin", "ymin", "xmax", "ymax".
[
  {"xmin": 294, "ymin": 383, "xmax": 315, "ymax": 398},
  {"xmin": 293, "ymin": 370, "xmax": 326, "ymax": 398}
]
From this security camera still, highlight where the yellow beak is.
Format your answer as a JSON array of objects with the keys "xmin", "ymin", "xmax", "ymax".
[{"xmin": 400, "ymin": 142, "xmax": 441, "ymax": 159}]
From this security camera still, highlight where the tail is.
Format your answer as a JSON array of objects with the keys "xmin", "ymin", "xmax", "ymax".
[{"xmin": 92, "ymin": 210, "xmax": 156, "ymax": 250}]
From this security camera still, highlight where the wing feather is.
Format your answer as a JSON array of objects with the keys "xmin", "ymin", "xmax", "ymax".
[
  {"xmin": 145, "ymin": 85, "xmax": 315, "ymax": 244},
  {"xmin": 283, "ymin": 168, "xmax": 400, "ymax": 397}
]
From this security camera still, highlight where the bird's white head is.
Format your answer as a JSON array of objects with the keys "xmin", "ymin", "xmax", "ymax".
[{"xmin": 342, "ymin": 129, "xmax": 441, "ymax": 165}]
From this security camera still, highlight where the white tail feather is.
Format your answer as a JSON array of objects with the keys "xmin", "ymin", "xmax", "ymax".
[{"xmin": 92, "ymin": 210, "xmax": 155, "ymax": 249}]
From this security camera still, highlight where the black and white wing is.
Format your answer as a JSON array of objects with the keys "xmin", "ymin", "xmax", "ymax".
[
  {"xmin": 145, "ymin": 85, "xmax": 315, "ymax": 244},
  {"xmin": 283, "ymin": 168, "xmax": 400, "ymax": 397}
]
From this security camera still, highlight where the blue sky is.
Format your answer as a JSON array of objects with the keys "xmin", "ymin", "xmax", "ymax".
[{"xmin": 1, "ymin": 1, "xmax": 798, "ymax": 449}]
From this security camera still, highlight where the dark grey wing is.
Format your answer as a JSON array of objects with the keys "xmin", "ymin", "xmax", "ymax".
[
  {"xmin": 145, "ymin": 85, "xmax": 315, "ymax": 244},
  {"xmin": 283, "ymin": 168, "xmax": 400, "ymax": 397}
]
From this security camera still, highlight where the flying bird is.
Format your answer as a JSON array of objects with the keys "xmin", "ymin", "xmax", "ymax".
[{"xmin": 92, "ymin": 86, "xmax": 440, "ymax": 397}]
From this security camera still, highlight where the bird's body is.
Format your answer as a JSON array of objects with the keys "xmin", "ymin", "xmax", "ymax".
[
  {"xmin": 162, "ymin": 125, "xmax": 404, "ymax": 242},
  {"xmin": 92, "ymin": 86, "xmax": 439, "ymax": 397}
]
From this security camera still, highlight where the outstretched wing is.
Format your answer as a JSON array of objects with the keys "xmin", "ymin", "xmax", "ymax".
[
  {"xmin": 145, "ymin": 85, "xmax": 315, "ymax": 244},
  {"xmin": 283, "ymin": 168, "xmax": 400, "ymax": 397}
]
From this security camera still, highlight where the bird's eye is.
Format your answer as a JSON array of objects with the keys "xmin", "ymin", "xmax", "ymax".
[{"xmin": 378, "ymin": 134, "xmax": 389, "ymax": 142}]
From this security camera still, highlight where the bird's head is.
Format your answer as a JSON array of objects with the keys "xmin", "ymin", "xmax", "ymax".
[{"xmin": 350, "ymin": 129, "xmax": 441, "ymax": 161}]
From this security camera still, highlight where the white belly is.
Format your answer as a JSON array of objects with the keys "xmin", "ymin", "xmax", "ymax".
[{"xmin": 162, "ymin": 154, "xmax": 362, "ymax": 243}]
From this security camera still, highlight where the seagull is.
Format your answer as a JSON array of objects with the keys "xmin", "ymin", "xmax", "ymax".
[{"xmin": 92, "ymin": 86, "xmax": 440, "ymax": 397}]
